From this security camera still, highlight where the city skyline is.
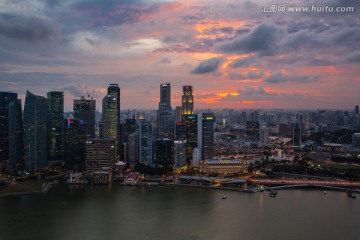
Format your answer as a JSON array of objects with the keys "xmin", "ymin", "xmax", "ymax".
[{"xmin": 0, "ymin": 0, "xmax": 359, "ymax": 111}]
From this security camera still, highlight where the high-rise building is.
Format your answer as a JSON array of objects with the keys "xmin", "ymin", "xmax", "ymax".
[
  {"xmin": 138, "ymin": 119, "xmax": 152, "ymax": 165},
  {"xmin": 74, "ymin": 97, "xmax": 96, "ymax": 139},
  {"xmin": 182, "ymin": 85, "xmax": 194, "ymax": 116},
  {"xmin": 292, "ymin": 123, "xmax": 302, "ymax": 146},
  {"xmin": 8, "ymin": 99, "xmax": 24, "ymax": 173},
  {"xmin": 23, "ymin": 91, "xmax": 48, "ymax": 172},
  {"xmin": 64, "ymin": 118, "xmax": 87, "ymax": 170},
  {"xmin": 192, "ymin": 147, "xmax": 201, "ymax": 168},
  {"xmin": 47, "ymin": 91, "xmax": 64, "ymax": 166},
  {"xmin": 175, "ymin": 121, "xmax": 186, "ymax": 140},
  {"xmin": 175, "ymin": 106, "xmax": 182, "ymax": 122},
  {"xmin": 0, "ymin": 92, "xmax": 17, "ymax": 172},
  {"xmin": 246, "ymin": 121, "xmax": 260, "ymax": 142},
  {"xmin": 351, "ymin": 133, "xmax": 360, "ymax": 151},
  {"xmin": 184, "ymin": 114, "xmax": 198, "ymax": 166},
  {"xmin": 102, "ymin": 92, "xmax": 119, "ymax": 160},
  {"xmin": 107, "ymin": 84, "xmax": 121, "ymax": 155},
  {"xmin": 174, "ymin": 139, "xmax": 186, "ymax": 167},
  {"xmin": 86, "ymin": 139, "xmax": 115, "ymax": 174},
  {"xmin": 160, "ymin": 83, "xmax": 171, "ymax": 107},
  {"xmin": 155, "ymin": 138, "xmax": 173, "ymax": 167},
  {"xmin": 127, "ymin": 131, "xmax": 138, "ymax": 168},
  {"xmin": 157, "ymin": 83, "xmax": 174, "ymax": 139},
  {"xmin": 202, "ymin": 113, "xmax": 215, "ymax": 160},
  {"xmin": 259, "ymin": 127, "xmax": 270, "ymax": 144}
]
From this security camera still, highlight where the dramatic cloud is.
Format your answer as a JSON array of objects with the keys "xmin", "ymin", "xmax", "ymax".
[
  {"xmin": 346, "ymin": 51, "xmax": 360, "ymax": 62},
  {"xmin": 228, "ymin": 71, "xmax": 264, "ymax": 80},
  {"xmin": 216, "ymin": 23, "xmax": 285, "ymax": 56},
  {"xmin": 230, "ymin": 56, "xmax": 257, "ymax": 68},
  {"xmin": 264, "ymin": 72, "xmax": 320, "ymax": 84},
  {"xmin": 191, "ymin": 57, "xmax": 224, "ymax": 74},
  {"xmin": 0, "ymin": 13, "xmax": 58, "ymax": 43}
]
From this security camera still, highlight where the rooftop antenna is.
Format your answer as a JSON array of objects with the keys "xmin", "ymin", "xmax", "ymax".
[{"xmin": 85, "ymin": 86, "xmax": 90, "ymax": 99}]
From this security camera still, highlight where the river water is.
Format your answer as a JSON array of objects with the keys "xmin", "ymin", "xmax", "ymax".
[{"xmin": 0, "ymin": 184, "xmax": 359, "ymax": 240}]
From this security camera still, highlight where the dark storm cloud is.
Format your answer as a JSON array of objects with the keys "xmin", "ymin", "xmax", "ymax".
[
  {"xmin": 191, "ymin": 57, "xmax": 224, "ymax": 74},
  {"xmin": 346, "ymin": 51, "xmax": 360, "ymax": 62},
  {"xmin": 65, "ymin": 0, "xmax": 162, "ymax": 31},
  {"xmin": 264, "ymin": 72, "xmax": 320, "ymax": 84},
  {"xmin": 286, "ymin": 26, "xmax": 360, "ymax": 51},
  {"xmin": 228, "ymin": 71, "xmax": 264, "ymax": 80},
  {"xmin": 0, "ymin": 13, "xmax": 58, "ymax": 43},
  {"xmin": 216, "ymin": 23, "xmax": 285, "ymax": 56},
  {"xmin": 230, "ymin": 56, "xmax": 257, "ymax": 68}
]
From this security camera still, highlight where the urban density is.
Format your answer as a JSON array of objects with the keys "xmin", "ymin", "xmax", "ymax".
[{"xmin": 1, "ymin": 85, "xmax": 360, "ymax": 193}]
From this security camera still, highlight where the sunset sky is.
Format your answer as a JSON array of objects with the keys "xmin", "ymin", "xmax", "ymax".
[{"xmin": 0, "ymin": 0, "xmax": 359, "ymax": 111}]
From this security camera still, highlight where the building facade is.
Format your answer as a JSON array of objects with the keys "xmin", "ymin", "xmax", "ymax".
[
  {"xmin": 181, "ymin": 85, "xmax": 194, "ymax": 116},
  {"xmin": 64, "ymin": 118, "xmax": 87, "ymax": 170},
  {"xmin": 74, "ymin": 97, "xmax": 96, "ymax": 139},
  {"xmin": 184, "ymin": 114, "xmax": 198, "ymax": 166},
  {"xmin": 47, "ymin": 91, "xmax": 64, "ymax": 166},
  {"xmin": 202, "ymin": 113, "xmax": 215, "ymax": 160},
  {"xmin": 23, "ymin": 91, "xmax": 48, "ymax": 172},
  {"xmin": 102, "ymin": 93, "xmax": 119, "ymax": 160},
  {"xmin": 138, "ymin": 119, "xmax": 152, "ymax": 165},
  {"xmin": 0, "ymin": 92, "xmax": 17, "ymax": 172},
  {"xmin": 8, "ymin": 99, "xmax": 24, "ymax": 173},
  {"xmin": 86, "ymin": 139, "xmax": 115, "ymax": 174}
]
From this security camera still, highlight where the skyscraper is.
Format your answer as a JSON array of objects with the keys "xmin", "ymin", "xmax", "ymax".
[
  {"xmin": 160, "ymin": 83, "xmax": 171, "ymax": 107},
  {"xmin": 157, "ymin": 83, "xmax": 174, "ymax": 139},
  {"xmin": 155, "ymin": 138, "xmax": 173, "ymax": 167},
  {"xmin": 246, "ymin": 121, "xmax": 260, "ymax": 142},
  {"xmin": 8, "ymin": 99, "xmax": 24, "ymax": 173},
  {"xmin": 23, "ymin": 91, "xmax": 48, "ymax": 172},
  {"xmin": 175, "ymin": 121, "xmax": 186, "ymax": 139},
  {"xmin": 127, "ymin": 131, "xmax": 138, "ymax": 168},
  {"xmin": 182, "ymin": 85, "xmax": 194, "ymax": 116},
  {"xmin": 47, "ymin": 91, "xmax": 64, "ymax": 166},
  {"xmin": 102, "ymin": 92, "xmax": 119, "ymax": 160},
  {"xmin": 174, "ymin": 139, "xmax": 186, "ymax": 167},
  {"xmin": 202, "ymin": 113, "xmax": 215, "ymax": 160},
  {"xmin": 74, "ymin": 97, "xmax": 96, "ymax": 139},
  {"xmin": 0, "ymin": 92, "xmax": 17, "ymax": 172},
  {"xmin": 184, "ymin": 114, "xmax": 198, "ymax": 166},
  {"xmin": 107, "ymin": 84, "xmax": 121, "ymax": 154},
  {"xmin": 64, "ymin": 118, "xmax": 86, "ymax": 170},
  {"xmin": 138, "ymin": 119, "xmax": 152, "ymax": 165}
]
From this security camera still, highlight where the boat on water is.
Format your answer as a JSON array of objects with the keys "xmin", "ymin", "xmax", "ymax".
[
  {"xmin": 323, "ymin": 191, "xmax": 327, "ymax": 195},
  {"xmin": 222, "ymin": 196, "xmax": 227, "ymax": 199},
  {"xmin": 269, "ymin": 190, "xmax": 278, "ymax": 197},
  {"xmin": 347, "ymin": 188, "xmax": 356, "ymax": 198}
]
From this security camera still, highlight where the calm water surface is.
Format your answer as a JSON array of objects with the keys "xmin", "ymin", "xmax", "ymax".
[{"xmin": 0, "ymin": 184, "xmax": 359, "ymax": 240}]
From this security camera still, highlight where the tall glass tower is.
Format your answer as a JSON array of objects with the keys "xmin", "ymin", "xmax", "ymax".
[
  {"xmin": 23, "ymin": 91, "xmax": 48, "ymax": 172},
  {"xmin": 47, "ymin": 91, "xmax": 64, "ymax": 165},
  {"xmin": 9, "ymin": 99, "xmax": 24, "ymax": 173},
  {"xmin": 138, "ymin": 118, "xmax": 152, "ymax": 165},
  {"xmin": 102, "ymin": 92, "xmax": 119, "ymax": 160},
  {"xmin": 202, "ymin": 113, "xmax": 215, "ymax": 160},
  {"xmin": 0, "ymin": 92, "xmax": 17, "ymax": 172},
  {"xmin": 74, "ymin": 97, "xmax": 96, "ymax": 139},
  {"xmin": 157, "ymin": 83, "xmax": 174, "ymax": 139},
  {"xmin": 184, "ymin": 114, "xmax": 198, "ymax": 166}
]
